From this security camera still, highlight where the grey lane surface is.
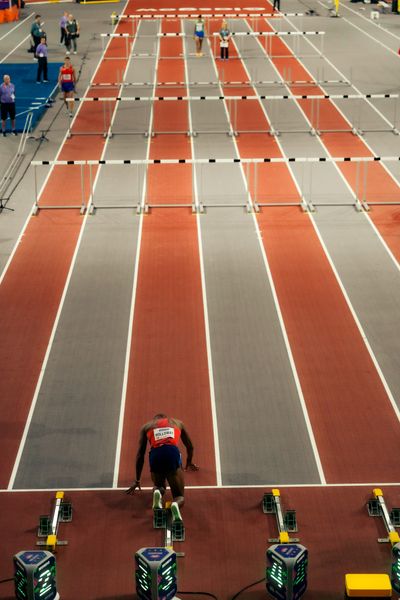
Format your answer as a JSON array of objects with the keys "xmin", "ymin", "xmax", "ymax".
[
  {"xmin": 13, "ymin": 210, "xmax": 141, "ymax": 488},
  {"xmin": 13, "ymin": 25, "xmax": 156, "ymax": 489},
  {"xmin": 239, "ymin": 31, "xmax": 400, "ymax": 411},
  {"xmin": 183, "ymin": 23, "xmax": 321, "ymax": 485}
]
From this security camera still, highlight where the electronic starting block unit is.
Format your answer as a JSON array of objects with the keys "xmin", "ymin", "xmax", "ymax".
[
  {"xmin": 263, "ymin": 489, "xmax": 308, "ymax": 600},
  {"xmin": 135, "ymin": 547, "xmax": 177, "ymax": 600},
  {"xmin": 14, "ymin": 550, "xmax": 59, "ymax": 600}
]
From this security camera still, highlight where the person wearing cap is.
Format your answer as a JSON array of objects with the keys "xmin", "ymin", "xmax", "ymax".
[
  {"xmin": 126, "ymin": 414, "xmax": 199, "ymax": 520},
  {"xmin": 0, "ymin": 75, "xmax": 17, "ymax": 137}
]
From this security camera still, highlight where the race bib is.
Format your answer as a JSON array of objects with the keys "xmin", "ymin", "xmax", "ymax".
[
  {"xmin": 153, "ymin": 427, "xmax": 174, "ymax": 441},
  {"xmin": 63, "ymin": 74, "xmax": 72, "ymax": 81},
  {"xmin": 11, "ymin": 93, "xmax": 15, "ymax": 101},
  {"xmin": 195, "ymin": 22, "xmax": 203, "ymax": 31},
  {"xmin": 39, "ymin": 53, "xmax": 44, "ymax": 57}
]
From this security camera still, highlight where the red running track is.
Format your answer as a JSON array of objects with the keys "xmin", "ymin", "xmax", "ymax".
[
  {"xmin": 0, "ymin": 5, "xmax": 138, "ymax": 489},
  {"xmin": 208, "ymin": 17, "xmax": 400, "ymax": 483},
  {"xmin": 117, "ymin": 20, "xmax": 217, "ymax": 489},
  {"xmin": 0, "ymin": 486, "xmax": 398, "ymax": 599}
]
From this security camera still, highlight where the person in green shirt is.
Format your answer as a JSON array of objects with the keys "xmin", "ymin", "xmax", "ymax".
[
  {"xmin": 30, "ymin": 15, "xmax": 45, "ymax": 54},
  {"xmin": 65, "ymin": 14, "xmax": 80, "ymax": 55}
]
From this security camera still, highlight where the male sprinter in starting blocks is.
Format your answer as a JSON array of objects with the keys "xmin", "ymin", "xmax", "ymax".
[{"xmin": 126, "ymin": 414, "xmax": 199, "ymax": 521}]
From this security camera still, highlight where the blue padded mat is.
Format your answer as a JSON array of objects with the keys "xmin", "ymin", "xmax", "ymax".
[{"xmin": 0, "ymin": 62, "xmax": 62, "ymax": 132}]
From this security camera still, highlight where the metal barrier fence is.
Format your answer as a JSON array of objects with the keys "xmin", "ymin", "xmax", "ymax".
[
  {"xmin": 30, "ymin": 156, "xmax": 400, "ymax": 214},
  {"xmin": 65, "ymin": 94, "xmax": 400, "ymax": 138}
]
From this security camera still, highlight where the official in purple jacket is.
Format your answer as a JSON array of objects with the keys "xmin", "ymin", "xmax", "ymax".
[{"xmin": 0, "ymin": 75, "xmax": 17, "ymax": 137}]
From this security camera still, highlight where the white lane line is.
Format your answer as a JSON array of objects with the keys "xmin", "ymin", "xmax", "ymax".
[
  {"xmin": 252, "ymin": 17, "xmax": 400, "ymax": 424},
  {"xmin": 112, "ymin": 22, "xmax": 161, "ymax": 488},
  {"xmin": 205, "ymin": 30, "xmax": 326, "ymax": 485},
  {"xmin": 182, "ymin": 20, "xmax": 222, "ymax": 487},
  {"xmin": 0, "ymin": 34, "xmax": 33, "ymax": 64},
  {"xmin": 281, "ymin": 11, "xmax": 400, "ymax": 275},
  {"xmin": 0, "ymin": 12, "xmax": 34, "ymax": 42},
  {"xmin": 6, "ymin": 4, "xmax": 131, "ymax": 490},
  {"xmin": 2, "ymin": 481, "xmax": 400, "ymax": 492}
]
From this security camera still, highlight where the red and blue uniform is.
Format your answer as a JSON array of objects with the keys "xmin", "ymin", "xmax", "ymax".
[
  {"xmin": 148, "ymin": 418, "xmax": 182, "ymax": 473},
  {"xmin": 60, "ymin": 65, "xmax": 75, "ymax": 93}
]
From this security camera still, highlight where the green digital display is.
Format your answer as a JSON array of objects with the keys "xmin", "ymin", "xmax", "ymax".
[
  {"xmin": 391, "ymin": 543, "xmax": 400, "ymax": 593},
  {"xmin": 14, "ymin": 551, "xmax": 58, "ymax": 600},
  {"xmin": 266, "ymin": 544, "xmax": 308, "ymax": 600},
  {"xmin": 136, "ymin": 547, "xmax": 177, "ymax": 600}
]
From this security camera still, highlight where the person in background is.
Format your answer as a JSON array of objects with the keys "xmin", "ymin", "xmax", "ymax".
[
  {"xmin": 219, "ymin": 20, "xmax": 231, "ymax": 60},
  {"xmin": 65, "ymin": 14, "xmax": 80, "ymax": 55},
  {"xmin": 30, "ymin": 14, "xmax": 45, "ymax": 55},
  {"xmin": 273, "ymin": 0, "xmax": 281, "ymax": 11},
  {"xmin": 193, "ymin": 15, "xmax": 205, "ymax": 57},
  {"xmin": 0, "ymin": 75, "xmax": 17, "ymax": 137},
  {"xmin": 36, "ymin": 36, "xmax": 48, "ymax": 84},
  {"xmin": 60, "ymin": 11, "xmax": 68, "ymax": 45},
  {"xmin": 58, "ymin": 56, "xmax": 76, "ymax": 117}
]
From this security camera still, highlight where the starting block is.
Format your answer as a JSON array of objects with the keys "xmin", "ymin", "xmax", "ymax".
[
  {"xmin": 37, "ymin": 491, "xmax": 72, "ymax": 551},
  {"xmin": 153, "ymin": 499, "xmax": 185, "ymax": 558},
  {"xmin": 345, "ymin": 573, "xmax": 392, "ymax": 597},
  {"xmin": 263, "ymin": 489, "xmax": 299, "ymax": 542},
  {"xmin": 370, "ymin": 10, "xmax": 380, "ymax": 18}
]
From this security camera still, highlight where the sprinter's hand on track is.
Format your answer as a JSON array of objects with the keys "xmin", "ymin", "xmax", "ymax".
[
  {"xmin": 125, "ymin": 480, "xmax": 141, "ymax": 494},
  {"xmin": 185, "ymin": 463, "xmax": 199, "ymax": 472}
]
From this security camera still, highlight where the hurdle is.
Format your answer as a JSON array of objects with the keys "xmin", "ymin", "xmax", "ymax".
[
  {"xmin": 36, "ymin": 491, "xmax": 72, "ymax": 552},
  {"xmin": 64, "ymin": 93, "xmax": 400, "ymax": 138},
  {"xmin": 32, "ymin": 155, "xmax": 400, "ymax": 214},
  {"xmin": 31, "ymin": 161, "xmax": 87, "ymax": 215},
  {"xmin": 101, "ymin": 30, "xmax": 325, "ymax": 61}
]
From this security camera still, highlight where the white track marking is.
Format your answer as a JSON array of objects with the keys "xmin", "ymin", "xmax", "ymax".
[
  {"xmin": 112, "ymin": 22, "xmax": 161, "ymax": 487},
  {"xmin": 0, "ymin": 12, "xmax": 34, "ymax": 42},
  {"xmin": 182, "ymin": 20, "xmax": 222, "ymax": 487},
  {"xmin": 205, "ymin": 31, "xmax": 326, "ymax": 484},
  {"xmin": 2, "ymin": 481, "xmax": 400, "ymax": 492},
  {"xmin": 250, "ymin": 17, "xmax": 400, "ymax": 422},
  {"xmin": 7, "ymin": 3, "xmax": 133, "ymax": 490}
]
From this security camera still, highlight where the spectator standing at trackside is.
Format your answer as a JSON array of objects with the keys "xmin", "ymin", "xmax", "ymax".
[
  {"xmin": 36, "ymin": 36, "xmax": 48, "ymax": 84},
  {"xmin": 273, "ymin": 0, "xmax": 281, "ymax": 11},
  {"xmin": 65, "ymin": 14, "xmax": 80, "ymax": 55},
  {"xmin": 30, "ymin": 14, "xmax": 45, "ymax": 55},
  {"xmin": 0, "ymin": 75, "xmax": 17, "ymax": 137},
  {"xmin": 219, "ymin": 20, "xmax": 231, "ymax": 60},
  {"xmin": 60, "ymin": 11, "xmax": 68, "ymax": 45}
]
